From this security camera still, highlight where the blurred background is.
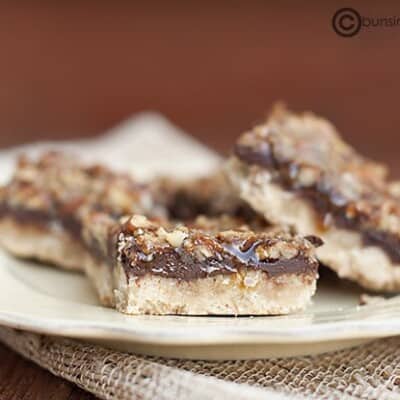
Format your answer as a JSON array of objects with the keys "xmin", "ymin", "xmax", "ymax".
[{"xmin": 1, "ymin": 1, "xmax": 399, "ymax": 172}]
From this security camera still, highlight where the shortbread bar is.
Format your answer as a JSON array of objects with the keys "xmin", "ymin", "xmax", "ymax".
[
  {"xmin": 0, "ymin": 152, "xmax": 161, "ymax": 270},
  {"xmin": 227, "ymin": 105, "xmax": 400, "ymax": 291},
  {"xmin": 82, "ymin": 213, "xmax": 321, "ymax": 315}
]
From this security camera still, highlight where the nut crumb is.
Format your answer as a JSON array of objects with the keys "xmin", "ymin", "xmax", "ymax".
[
  {"xmin": 165, "ymin": 229, "xmax": 188, "ymax": 248},
  {"xmin": 359, "ymin": 294, "xmax": 386, "ymax": 306}
]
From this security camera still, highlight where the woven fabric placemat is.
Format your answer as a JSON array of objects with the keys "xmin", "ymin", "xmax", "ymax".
[{"xmin": 1, "ymin": 327, "xmax": 399, "ymax": 400}]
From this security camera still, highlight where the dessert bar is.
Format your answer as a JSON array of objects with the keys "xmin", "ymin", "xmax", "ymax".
[
  {"xmin": 227, "ymin": 105, "xmax": 400, "ymax": 291},
  {"xmin": 0, "ymin": 152, "xmax": 161, "ymax": 270},
  {"xmin": 82, "ymin": 213, "xmax": 321, "ymax": 315}
]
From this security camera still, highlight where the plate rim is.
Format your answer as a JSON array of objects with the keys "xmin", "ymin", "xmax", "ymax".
[
  {"xmin": 1, "ymin": 310, "xmax": 400, "ymax": 345},
  {"xmin": 1, "ymin": 252, "xmax": 400, "ymax": 346}
]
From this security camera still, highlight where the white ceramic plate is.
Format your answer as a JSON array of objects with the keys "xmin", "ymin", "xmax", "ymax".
[
  {"xmin": 1, "ymin": 115, "xmax": 400, "ymax": 360},
  {"xmin": 1, "ymin": 251, "xmax": 400, "ymax": 360}
]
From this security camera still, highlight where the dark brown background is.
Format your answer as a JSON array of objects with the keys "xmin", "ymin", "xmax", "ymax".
[{"xmin": 1, "ymin": 2, "xmax": 400, "ymax": 399}]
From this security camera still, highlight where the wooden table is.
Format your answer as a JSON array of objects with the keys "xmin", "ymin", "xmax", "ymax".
[
  {"xmin": 1, "ymin": 2, "xmax": 400, "ymax": 399},
  {"xmin": 0, "ymin": 343, "xmax": 94, "ymax": 400}
]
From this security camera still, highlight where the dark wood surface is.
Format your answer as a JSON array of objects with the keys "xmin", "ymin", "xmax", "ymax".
[
  {"xmin": 0, "ymin": 343, "xmax": 94, "ymax": 400},
  {"xmin": 1, "ymin": 2, "xmax": 400, "ymax": 399}
]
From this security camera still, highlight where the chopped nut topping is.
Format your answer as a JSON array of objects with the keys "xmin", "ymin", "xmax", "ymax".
[{"xmin": 0, "ymin": 152, "xmax": 165, "ymax": 227}]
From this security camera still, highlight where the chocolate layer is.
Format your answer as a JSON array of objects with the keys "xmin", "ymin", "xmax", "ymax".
[
  {"xmin": 0, "ymin": 205, "xmax": 54, "ymax": 229},
  {"xmin": 118, "ymin": 245, "xmax": 317, "ymax": 280},
  {"xmin": 92, "ymin": 215, "xmax": 321, "ymax": 281},
  {"xmin": 0, "ymin": 203, "xmax": 83, "ymax": 238}
]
